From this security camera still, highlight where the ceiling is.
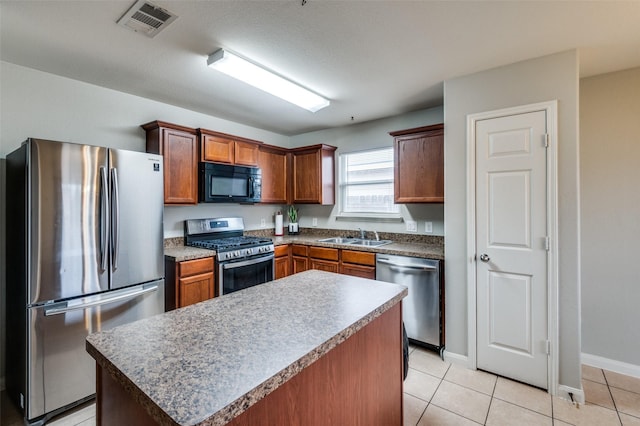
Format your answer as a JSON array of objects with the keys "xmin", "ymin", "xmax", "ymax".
[{"xmin": 2, "ymin": 1, "xmax": 640, "ymax": 136}]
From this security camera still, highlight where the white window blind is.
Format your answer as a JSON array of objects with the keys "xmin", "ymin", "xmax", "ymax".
[{"xmin": 339, "ymin": 148, "xmax": 399, "ymax": 215}]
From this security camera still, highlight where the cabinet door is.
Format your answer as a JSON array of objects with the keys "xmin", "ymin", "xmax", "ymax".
[
  {"xmin": 202, "ymin": 135, "xmax": 234, "ymax": 164},
  {"xmin": 393, "ymin": 125, "xmax": 444, "ymax": 203},
  {"xmin": 178, "ymin": 272, "xmax": 214, "ymax": 308},
  {"xmin": 162, "ymin": 129, "xmax": 198, "ymax": 205},
  {"xmin": 291, "ymin": 145, "xmax": 336, "ymax": 205},
  {"xmin": 310, "ymin": 259, "xmax": 339, "ymax": 273},
  {"xmin": 258, "ymin": 147, "xmax": 289, "ymax": 204},
  {"xmin": 234, "ymin": 141, "xmax": 259, "ymax": 166},
  {"xmin": 292, "ymin": 256, "xmax": 308, "ymax": 274},
  {"xmin": 275, "ymin": 256, "xmax": 291, "ymax": 279},
  {"xmin": 340, "ymin": 263, "xmax": 376, "ymax": 279}
]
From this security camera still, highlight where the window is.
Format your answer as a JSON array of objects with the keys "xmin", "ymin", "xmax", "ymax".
[{"xmin": 339, "ymin": 147, "xmax": 400, "ymax": 216}]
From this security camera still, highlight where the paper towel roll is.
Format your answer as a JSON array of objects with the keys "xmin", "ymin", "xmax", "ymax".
[{"xmin": 275, "ymin": 214, "xmax": 284, "ymax": 236}]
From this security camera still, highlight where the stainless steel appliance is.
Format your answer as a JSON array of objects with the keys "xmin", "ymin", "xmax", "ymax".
[
  {"xmin": 199, "ymin": 162, "xmax": 262, "ymax": 203},
  {"xmin": 6, "ymin": 138, "xmax": 165, "ymax": 425},
  {"xmin": 184, "ymin": 217, "xmax": 274, "ymax": 295},
  {"xmin": 376, "ymin": 254, "xmax": 443, "ymax": 352}
]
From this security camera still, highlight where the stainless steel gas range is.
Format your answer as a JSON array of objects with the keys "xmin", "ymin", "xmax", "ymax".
[{"xmin": 184, "ymin": 217, "xmax": 275, "ymax": 295}]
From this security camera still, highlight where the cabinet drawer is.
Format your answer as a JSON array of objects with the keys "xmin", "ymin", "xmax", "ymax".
[
  {"xmin": 178, "ymin": 257, "xmax": 214, "ymax": 277},
  {"xmin": 341, "ymin": 250, "xmax": 375, "ymax": 266},
  {"xmin": 309, "ymin": 246, "xmax": 339, "ymax": 261},
  {"xmin": 274, "ymin": 245, "xmax": 289, "ymax": 257},
  {"xmin": 292, "ymin": 244, "xmax": 308, "ymax": 257},
  {"xmin": 310, "ymin": 259, "xmax": 339, "ymax": 273}
]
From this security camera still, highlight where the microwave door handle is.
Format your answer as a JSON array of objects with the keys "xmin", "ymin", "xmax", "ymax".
[{"xmin": 248, "ymin": 176, "xmax": 254, "ymax": 198}]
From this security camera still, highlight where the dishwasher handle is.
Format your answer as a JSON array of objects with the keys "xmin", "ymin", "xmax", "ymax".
[{"xmin": 377, "ymin": 258, "xmax": 438, "ymax": 272}]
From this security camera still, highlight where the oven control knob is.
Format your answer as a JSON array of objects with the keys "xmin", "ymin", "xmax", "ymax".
[{"xmin": 247, "ymin": 248, "xmax": 253, "ymax": 255}]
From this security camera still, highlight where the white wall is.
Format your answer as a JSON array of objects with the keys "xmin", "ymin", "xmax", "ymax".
[
  {"xmin": 444, "ymin": 51, "xmax": 582, "ymax": 389},
  {"xmin": 580, "ymin": 67, "xmax": 640, "ymax": 367},
  {"xmin": 290, "ymin": 108, "xmax": 445, "ymax": 236}
]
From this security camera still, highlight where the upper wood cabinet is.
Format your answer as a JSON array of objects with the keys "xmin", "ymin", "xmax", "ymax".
[
  {"xmin": 390, "ymin": 124, "xmax": 444, "ymax": 203},
  {"xmin": 198, "ymin": 128, "xmax": 261, "ymax": 166},
  {"xmin": 142, "ymin": 121, "xmax": 198, "ymax": 205},
  {"xmin": 258, "ymin": 144, "xmax": 289, "ymax": 204},
  {"xmin": 291, "ymin": 144, "xmax": 337, "ymax": 205}
]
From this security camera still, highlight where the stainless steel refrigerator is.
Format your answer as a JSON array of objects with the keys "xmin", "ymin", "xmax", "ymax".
[{"xmin": 6, "ymin": 138, "xmax": 165, "ymax": 425}]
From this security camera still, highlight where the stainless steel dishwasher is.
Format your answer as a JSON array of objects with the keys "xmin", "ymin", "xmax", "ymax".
[{"xmin": 376, "ymin": 253, "xmax": 443, "ymax": 352}]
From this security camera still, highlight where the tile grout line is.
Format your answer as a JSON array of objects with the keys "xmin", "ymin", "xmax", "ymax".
[
  {"xmin": 482, "ymin": 376, "xmax": 498, "ymax": 425},
  {"xmin": 414, "ymin": 362, "xmax": 452, "ymax": 425},
  {"xmin": 602, "ymin": 369, "xmax": 624, "ymax": 425}
]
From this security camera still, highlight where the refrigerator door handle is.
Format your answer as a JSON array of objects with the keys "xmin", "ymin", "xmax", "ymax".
[
  {"xmin": 99, "ymin": 166, "xmax": 109, "ymax": 272},
  {"xmin": 43, "ymin": 283, "xmax": 159, "ymax": 316},
  {"xmin": 111, "ymin": 167, "xmax": 120, "ymax": 271}
]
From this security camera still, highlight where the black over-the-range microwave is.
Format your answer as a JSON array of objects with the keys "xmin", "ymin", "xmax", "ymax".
[{"xmin": 199, "ymin": 162, "xmax": 262, "ymax": 203}]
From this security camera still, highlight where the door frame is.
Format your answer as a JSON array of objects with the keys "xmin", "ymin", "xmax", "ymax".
[{"xmin": 466, "ymin": 100, "xmax": 559, "ymax": 395}]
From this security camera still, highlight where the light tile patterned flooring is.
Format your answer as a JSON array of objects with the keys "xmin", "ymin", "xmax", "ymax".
[
  {"xmin": 405, "ymin": 345, "xmax": 640, "ymax": 426},
  {"xmin": 3, "ymin": 345, "xmax": 640, "ymax": 425}
]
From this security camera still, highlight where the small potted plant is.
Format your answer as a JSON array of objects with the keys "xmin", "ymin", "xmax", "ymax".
[{"xmin": 287, "ymin": 205, "xmax": 299, "ymax": 235}]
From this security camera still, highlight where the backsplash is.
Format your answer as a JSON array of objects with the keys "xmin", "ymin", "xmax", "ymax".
[{"xmin": 164, "ymin": 228, "xmax": 443, "ymax": 248}]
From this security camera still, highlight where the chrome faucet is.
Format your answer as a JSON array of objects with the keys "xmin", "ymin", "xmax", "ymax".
[
  {"xmin": 358, "ymin": 227, "xmax": 366, "ymax": 239},
  {"xmin": 373, "ymin": 230, "xmax": 380, "ymax": 241}
]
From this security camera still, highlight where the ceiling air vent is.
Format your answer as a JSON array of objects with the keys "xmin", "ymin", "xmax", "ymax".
[{"xmin": 117, "ymin": 0, "xmax": 177, "ymax": 38}]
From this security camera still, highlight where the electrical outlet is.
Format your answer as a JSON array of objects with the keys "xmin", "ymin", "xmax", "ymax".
[
  {"xmin": 260, "ymin": 218, "xmax": 266, "ymax": 228},
  {"xmin": 425, "ymin": 221, "xmax": 433, "ymax": 233},
  {"xmin": 406, "ymin": 220, "xmax": 417, "ymax": 232},
  {"xmin": 312, "ymin": 218, "xmax": 318, "ymax": 227}
]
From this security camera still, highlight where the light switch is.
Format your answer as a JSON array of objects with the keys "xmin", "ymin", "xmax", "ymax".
[
  {"xmin": 406, "ymin": 220, "xmax": 417, "ymax": 232},
  {"xmin": 260, "ymin": 218, "xmax": 266, "ymax": 228},
  {"xmin": 425, "ymin": 221, "xmax": 433, "ymax": 233}
]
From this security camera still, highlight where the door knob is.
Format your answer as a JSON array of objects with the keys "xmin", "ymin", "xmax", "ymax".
[{"xmin": 479, "ymin": 254, "xmax": 490, "ymax": 262}]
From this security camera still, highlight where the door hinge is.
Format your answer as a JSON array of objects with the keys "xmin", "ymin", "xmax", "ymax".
[
  {"xmin": 545, "ymin": 340, "xmax": 551, "ymax": 356},
  {"xmin": 544, "ymin": 133, "xmax": 549, "ymax": 148},
  {"xmin": 544, "ymin": 236, "xmax": 550, "ymax": 251}
]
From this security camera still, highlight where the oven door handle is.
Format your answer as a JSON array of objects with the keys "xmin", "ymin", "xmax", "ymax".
[{"xmin": 222, "ymin": 254, "xmax": 275, "ymax": 270}]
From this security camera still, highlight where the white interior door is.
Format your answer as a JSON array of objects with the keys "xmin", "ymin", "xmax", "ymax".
[{"xmin": 475, "ymin": 110, "xmax": 548, "ymax": 389}]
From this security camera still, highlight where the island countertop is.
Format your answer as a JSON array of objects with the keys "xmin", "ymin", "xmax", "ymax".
[{"xmin": 86, "ymin": 270, "xmax": 407, "ymax": 426}]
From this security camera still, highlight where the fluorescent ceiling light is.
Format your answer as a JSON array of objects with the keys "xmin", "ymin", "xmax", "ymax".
[{"xmin": 207, "ymin": 49, "xmax": 330, "ymax": 113}]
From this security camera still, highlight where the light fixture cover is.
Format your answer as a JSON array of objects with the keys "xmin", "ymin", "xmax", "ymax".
[{"xmin": 207, "ymin": 49, "xmax": 330, "ymax": 113}]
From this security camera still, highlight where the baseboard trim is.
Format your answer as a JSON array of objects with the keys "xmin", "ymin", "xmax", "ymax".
[
  {"xmin": 442, "ymin": 350, "xmax": 468, "ymax": 367},
  {"xmin": 582, "ymin": 352, "xmax": 640, "ymax": 379},
  {"xmin": 557, "ymin": 384, "xmax": 585, "ymax": 405}
]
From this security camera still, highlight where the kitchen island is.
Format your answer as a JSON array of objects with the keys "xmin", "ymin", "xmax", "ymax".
[{"xmin": 86, "ymin": 270, "xmax": 407, "ymax": 425}]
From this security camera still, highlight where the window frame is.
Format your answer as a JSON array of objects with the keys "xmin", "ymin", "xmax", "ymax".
[{"xmin": 336, "ymin": 147, "xmax": 402, "ymax": 221}]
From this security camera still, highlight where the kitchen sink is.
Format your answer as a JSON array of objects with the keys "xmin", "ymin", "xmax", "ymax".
[
  {"xmin": 348, "ymin": 239, "xmax": 393, "ymax": 247},
  {"xmin": 317, "ymin": 237, "xmax": 359, "ymax": 244},
  {"xmin": 316, "ymin": 237, "xmax": 392, "ymax": 247}
]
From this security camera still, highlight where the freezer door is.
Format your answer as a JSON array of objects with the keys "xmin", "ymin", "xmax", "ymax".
[
  {"xmin": 28, "ymin": 139, "xmax": 109, "ymax": 304},
  {"xmin": 26, "ymin": 280, "xmax": 164, "ymax": 421},
  {"xmin": 108, "ymin": 149, "xmax": 164, "ymax": 289}
]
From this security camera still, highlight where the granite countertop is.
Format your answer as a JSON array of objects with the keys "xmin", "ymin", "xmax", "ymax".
[
  {"xmin": 86, "ymin": 270, "xmax": 407, "ymax": 426},
  {"xmin": 164, "ymin": 232, "xmax": 444, "ymax": 262}
]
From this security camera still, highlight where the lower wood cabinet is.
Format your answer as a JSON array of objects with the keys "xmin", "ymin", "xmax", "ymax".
[
  {"xmin": 274, "ymin": 245, "xmax": 291, "ymax": 279},
  {"xmin": 339, "ymin": 250, "xmax": 376, "ymax": 279},
  {"xmin": 291, "ymin": 244, "xmax": 309, "ymax": 274},
  {"xmin": 165, "ymin": 257, "xmax": 214, "ymax": 310},
  {"xmin": 309, "ymin": 246, "xmax": 339, "ymax": 273}
]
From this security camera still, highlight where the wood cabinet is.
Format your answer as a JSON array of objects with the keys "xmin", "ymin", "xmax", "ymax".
[
  {"xmin": 291, "ymin": 244, "xmax": 309, "ymax": 274},
  {"xmin": 258, "ymin": 145, "xmax": 289, "ymax": 204},
  {"xmin": 390, "ymin": 123, "xmax": 444, "ymax": 203},
  {"xmin": 291, "ymin": 144, "xmax": 337, "ymax": 205},
  {"xmin": 199, "ymin": 128, "xmax": 261, "ymax": 166},
  {"xmin": 308, "ymin": 246, "xmax": 339, "ymax": 273},
  {"xmin": 142, "ymin": 121, "xmax": 198, "ymax": 205},
  {"xmin": 339, "ymin": 250, "xmax": 376, "ymax": 279},
  {"xmin": 165, "ymin": 257, "xmax": 215, "ymax": 310},
  {"xmin": 274, "ymin": 245, "xmax": 291, "ymax": 279}
]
